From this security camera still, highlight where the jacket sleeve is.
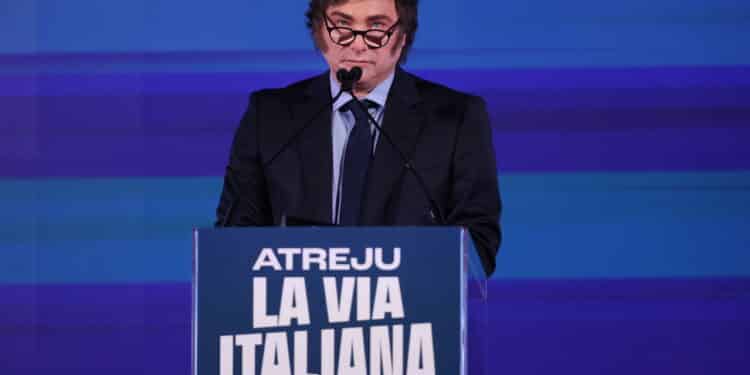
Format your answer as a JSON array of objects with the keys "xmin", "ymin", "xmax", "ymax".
[
  {"xmin": 447, "ymin": 95, "xmax": 502, "ymax": 276},
  {"xmin": 215, "ymin": 92, "xmax": 274, "ymax": 227}
]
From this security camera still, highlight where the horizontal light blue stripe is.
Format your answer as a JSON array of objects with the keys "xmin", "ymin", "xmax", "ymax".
[{"xmin": 1, "ymin": 171, "xmax": 749, "ymax": 283}]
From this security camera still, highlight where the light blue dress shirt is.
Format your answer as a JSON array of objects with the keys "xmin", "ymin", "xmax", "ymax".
[{"xmin": 329, "ymin": 71, "xmax": 395, "ymax": 223}]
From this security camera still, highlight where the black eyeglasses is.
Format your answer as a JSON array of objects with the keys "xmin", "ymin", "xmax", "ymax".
[{"xmin": 324, "ymin": 14, "xmax": 400, "ymax": 49}]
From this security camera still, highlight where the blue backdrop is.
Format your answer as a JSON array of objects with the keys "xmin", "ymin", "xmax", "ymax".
[{"xmin": 1, "ymin": 0, "xmax": 749, "ymax": 374}]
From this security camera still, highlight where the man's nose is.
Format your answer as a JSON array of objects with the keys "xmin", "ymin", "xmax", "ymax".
[{"xmin": 349, "ymin": 34, "xmax": 369, "ymax": 52}]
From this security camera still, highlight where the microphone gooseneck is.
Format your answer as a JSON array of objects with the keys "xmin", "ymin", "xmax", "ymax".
[
  {"xmin": 254, "ymin": 68, "xmax": 364, "ymax": 227},
  {"xmin": 263, "ymin": 66, "xmax": 362, "ymax": 167},
  {"xmin": 340, "ymin": 69, "xmax": 446, "ymax": 225},
  {"xmin": 223, "ymin": 71, "xmax": 352, "ymax": 227},
  {"xmin": 265, "ymin": 67, "xmax": 361, "ymax": 169},
  {"xmin": 220, "ymin": 166, "xmax": 239, "ymax": 227},
  {"xmin": 263, "ymin": 86, "xmax": 346, "ymax": 169}
]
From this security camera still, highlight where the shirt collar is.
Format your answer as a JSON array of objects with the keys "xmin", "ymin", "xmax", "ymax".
[{"xmin": 330, "ymin": 69, "xmax": 395, "ymax": 112}]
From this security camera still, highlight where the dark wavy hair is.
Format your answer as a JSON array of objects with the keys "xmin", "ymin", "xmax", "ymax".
[{"xmin": 305, "ymin": 0, "xmax": 418, "ymax": 64}]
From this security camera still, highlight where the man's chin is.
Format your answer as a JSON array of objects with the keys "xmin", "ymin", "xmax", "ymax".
[
  {"xmin": 339, "ymin": 60, "xmax": 373, "ymax": 70},
  {"xmin": 353, "ymin": 78, "xmax": 376, "ymax": 93}
]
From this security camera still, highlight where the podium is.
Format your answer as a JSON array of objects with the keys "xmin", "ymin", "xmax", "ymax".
[{"xmin": 193, "ymin": 227, "xmax": 489, "ymax": 375}]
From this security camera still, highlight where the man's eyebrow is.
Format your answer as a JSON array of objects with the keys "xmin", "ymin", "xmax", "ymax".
[
  {"xmin": 367, "ymin": 14, "xmax": 394, "ymax": 23},
  {"xmin": 329, "ymin": 11, "xmax": 353, "ymax": 20}
]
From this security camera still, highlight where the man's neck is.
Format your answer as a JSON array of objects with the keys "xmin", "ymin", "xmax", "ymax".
[{"xmin": 352, "ymin": 84, "xmax": 372, "ymax": 99}]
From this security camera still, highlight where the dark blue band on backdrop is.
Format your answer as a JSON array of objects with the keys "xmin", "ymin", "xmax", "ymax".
[
  {"xmin": 2, "ymin": 280, "xmax": 749, "ymax": 374},
  {"xmin": 2, "ymin": 66, "xmax": 749, "ymax": 177}
]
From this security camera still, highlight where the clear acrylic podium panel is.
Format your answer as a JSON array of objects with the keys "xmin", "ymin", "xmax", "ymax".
[{"xmin": 464, "ymin": 229, "xmax": 490, "ymax": 375}]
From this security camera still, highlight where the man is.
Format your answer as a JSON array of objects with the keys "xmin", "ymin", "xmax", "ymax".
[{"xmin": 216, "ymin": 0, "xmax": 502, "ymax": 275}]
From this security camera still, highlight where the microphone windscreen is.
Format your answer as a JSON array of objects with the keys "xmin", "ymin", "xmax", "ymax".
[
  {"xmin": 350, "ymin": 66, "xmax": 362, "ymax": 82},
  {"xmin": 336, "ymin": 67, "xmax": 363, "ymax": 92},
  {"xmin": 336, "ymin": 68, "xmax": 348, "ymax": 83}
]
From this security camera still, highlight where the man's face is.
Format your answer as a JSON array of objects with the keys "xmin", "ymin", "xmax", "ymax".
[{"xmin": 319, "ymin": 0, "xmax": 405, "ymax": 93}]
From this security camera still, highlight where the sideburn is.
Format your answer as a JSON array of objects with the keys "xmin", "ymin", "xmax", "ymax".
[
  {"xmin": 389, "ymin": 32, "xmax": 405, "ymax": 59},
  {"xmin": 313, "ymin": 23, "xmax": 329, "ymax": 53}
]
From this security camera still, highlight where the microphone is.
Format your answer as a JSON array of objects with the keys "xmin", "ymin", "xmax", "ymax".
[
  {"xmin": 337, "ymin": 67, "xmax": 362, "ymax": 92},
  {"xmin": 341, "ymin": 68, "xmax": 446, "ymax": 225}
]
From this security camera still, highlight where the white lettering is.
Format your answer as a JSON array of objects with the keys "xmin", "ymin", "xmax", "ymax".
[
  {"xmin": 372, "ymin": 277, "xmax": 405, "ymax": 320},
  {"xmin": 356, "ymin": 277, "xmax": 371, "ymax": 322},
  {"xmin": 253, "ymin": 248, "xmax": 283, "ymax": 271},
  {"xmin": 321, "ymin": 329, "xmax": 335, "ymax": 375},
  {"xmin": 252, "ymin": 247, "xmax": 401, "ymax": 272},
  {"xmin": 302, "ymin": 248, "xmax": 328, "ymax": 271},
  {"xmin": 371, "ymin": 325, "xmax": 404, "ymax": 375},
  {"xmin": 375, "ymin": 247, "xmax": 401, "ymax": 271},
  {"xmin": 278, "ymin": 248, "xmax": 302, "ymax": 270},
  {"xmin": 338, "ymin": 328, "xmax": 367, "ymax": 375},
  {"xmin": 261, "ymin": 332, "xmax": 292, "ymax": 375},
  {"xmin": 322, "ymin": 277, "xmax": 355, "ymax": 323},
  {"xmin": 279, "ymin": 277, "xmax": 311, "ymax": 327},
  {"xmin": 329, "ymin": 248, "xmax": 351, "ymax": 271},
  {"xmin": 351, "ymin": 248, "xmax": 373, "ymax": 271},
  {"xmin": 294, "ymin": 331, "xmax": 316, "ymax": 375},
  {"xmin": 253, "ymin": 277, "xmax": 278, "ymax": 328},
  {"xmin": 236, "ymin": 334, "xmax": 262, "ymax": 375},
  {"xmin": 406, "ymin": 324, "xmax": 435, "ymax": 375},
  {"xmin": 220, "ymin": 335, "xmax": 234, "ymax": 375}
]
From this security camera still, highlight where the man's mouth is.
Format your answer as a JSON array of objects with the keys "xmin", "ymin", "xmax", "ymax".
[{"xmin": 342, "ymin": 60, "xmax": 373, "ymax": 65}]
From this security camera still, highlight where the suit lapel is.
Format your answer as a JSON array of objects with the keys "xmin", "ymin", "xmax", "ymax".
[
  {"xmin": 292, "ymin": 73, "xmax": 334, "ymax": 223},
  {"xmin": 362, "ymin": 69, "xmax": 424, "ymax": 224}
]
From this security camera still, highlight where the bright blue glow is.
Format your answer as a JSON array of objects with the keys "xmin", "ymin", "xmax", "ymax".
[{"xmin": 2, "ymin": 0, "xmax": 749, "ymax": 67}]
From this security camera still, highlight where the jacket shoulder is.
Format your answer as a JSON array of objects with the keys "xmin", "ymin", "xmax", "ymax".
[
  {"xmin": 409, "ymin": 73, "xmax": 480, "ymax": 105},
  {"xmin": 404, "ymin": 72, "xmax": 486, "ymax": 123},
  {"xmin": 249, "ymin": 73, "xmax": 326, "ymax": 104}
]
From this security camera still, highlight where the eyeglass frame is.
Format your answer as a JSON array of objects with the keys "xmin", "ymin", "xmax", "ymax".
[{"xmin": 323, "ymin": 14, "xmax": 401, "ymax": 49}]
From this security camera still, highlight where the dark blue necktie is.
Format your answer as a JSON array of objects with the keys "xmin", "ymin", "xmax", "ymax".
[{"xmin": 339, "ymin": 99, "xmax": 378, "ymax": 225}]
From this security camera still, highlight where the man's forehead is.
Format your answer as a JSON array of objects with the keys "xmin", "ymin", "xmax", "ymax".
[
  {"xmin": 326, "ymin": 0, "xmax": 398, "ymax": 19},
  {"xmin": 329, "ymin": 10, "xmax": 395, "ymax": 22}
]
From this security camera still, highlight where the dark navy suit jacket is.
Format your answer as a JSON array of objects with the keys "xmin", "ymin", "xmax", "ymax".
[{"xmin": 216, "ymin": 68, "xmax": 502, "ymax": 275}]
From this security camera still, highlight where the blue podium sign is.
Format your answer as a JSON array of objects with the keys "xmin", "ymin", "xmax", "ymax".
[{"xmin": 193, "ymin": 227, "xmax": 468, "ymax": 375}]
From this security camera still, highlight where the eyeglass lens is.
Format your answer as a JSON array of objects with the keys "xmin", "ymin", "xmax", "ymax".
[{"xmin": 331, "ymin": 29, "xmax": 389, "ymax": 47}]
